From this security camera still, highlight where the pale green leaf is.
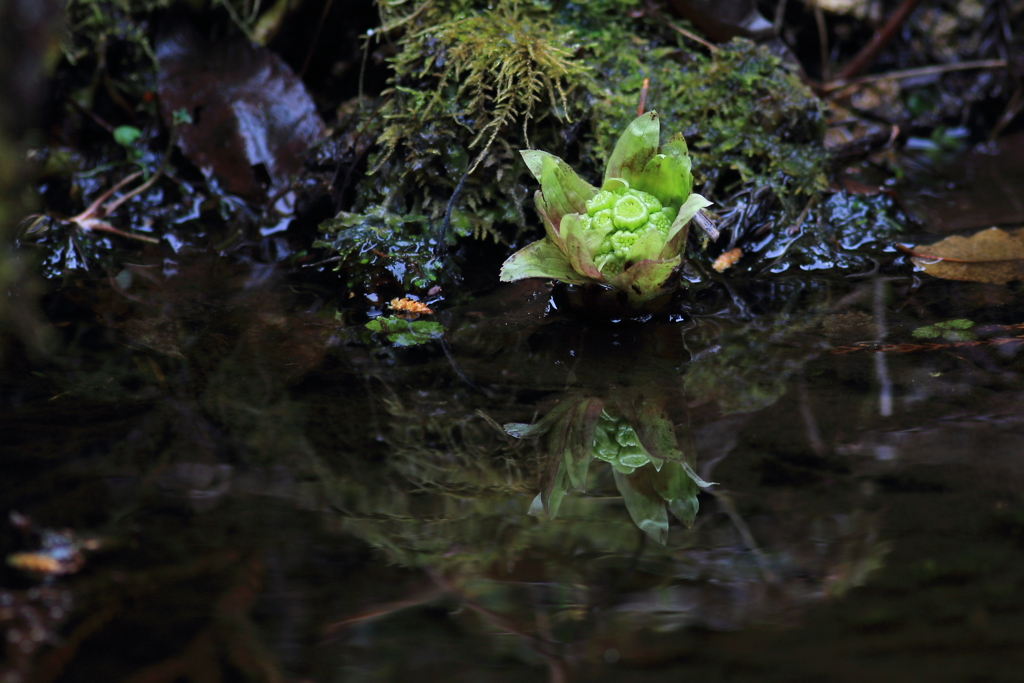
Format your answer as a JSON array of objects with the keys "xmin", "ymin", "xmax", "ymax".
[
  {"xmin": 666, "ymin": 193, "xmax": 713, "ymax": 245},
  {"xmin": 499, "ymin": 239, "xmax": 591, "ymax": 284},
  {"xmin": 522, "ymin": 150, "xmax": 596, "ymax": 225},
  {"xmin": 562, "ymin": 214, "xmax": 604, "ymax": 281},
  {"xmin": 605, "ymin": 111, "xmax": 660, "ymax": 188}
]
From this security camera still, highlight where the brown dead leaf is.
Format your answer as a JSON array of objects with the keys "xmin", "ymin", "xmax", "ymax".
[
  {"xmin": 900, "ymin": 227, "xmax": 1024, "ymax": 284},
  {"xmin": 156, "ymin": 15, "xmax": 325, "ymax": 200}
]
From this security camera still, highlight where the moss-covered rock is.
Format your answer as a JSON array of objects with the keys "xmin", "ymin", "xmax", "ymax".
[{"xmin": 325, "ymin": 0, "xmax": 830, "ymax": 301}]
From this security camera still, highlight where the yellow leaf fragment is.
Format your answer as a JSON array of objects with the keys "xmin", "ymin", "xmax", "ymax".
[
  {"xmin": 904, "ymin": 227, "xmax": 1024, "ymax": 284},
  {"xmin": 711, "ymin": 247, "xmax": 743, "ymax": 273}
]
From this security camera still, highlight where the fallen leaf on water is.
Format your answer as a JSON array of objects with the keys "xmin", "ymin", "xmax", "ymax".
[{"xmin": 899, "ymin": 227, "xmax": 1024, "ymax": 284}]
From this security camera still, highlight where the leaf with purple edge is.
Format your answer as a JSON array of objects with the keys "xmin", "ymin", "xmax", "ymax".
[{"xmin": 632, "ymin": 399, "xmax": 681, "ymax": 463}]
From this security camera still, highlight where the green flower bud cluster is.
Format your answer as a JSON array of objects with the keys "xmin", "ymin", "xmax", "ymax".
[
  {"xmin": 578, "ymin": 186, "xmax": 677, "ymax": 275},
  {"xmin": 592, "ymin": 411, "xmax": 652, "ymax": 474}
]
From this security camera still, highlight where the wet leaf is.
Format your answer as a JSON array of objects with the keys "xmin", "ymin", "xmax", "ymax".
[
  {"xmin": 156, "ymin": 16, "xmax": 325, "ymax": 199},
  {"xmin": 901, "ymin": 227, "xmax": 1024, "ymax": 284},
  {"xmin": 652, "ymin": 460, "xmax": 698, "ymax": 502},
  {"xmin": 613, "ymin": 466, "xmax": 668, "ymax": 544},
  {"xmin": 619, "ymin": 396, "xmax": 680, "ymax": 463},
  {"xmin": 499, "ymin": 238, "xmax": 591, "ymax": 285},
  {"xmin": 562, "ymin": 397, "xmax": 604, "ymax": 491}
]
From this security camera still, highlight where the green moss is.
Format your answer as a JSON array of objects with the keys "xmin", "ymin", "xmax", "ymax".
[
  {"xmin": 364, "ymin": 0, "xmax": 591, "ymax": 241},
  {"xmin": 587, "ymin": 38, "xmax": 828, "ymax": 205}
]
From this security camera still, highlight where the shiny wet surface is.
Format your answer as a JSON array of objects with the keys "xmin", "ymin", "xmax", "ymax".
[{"xmin": 3, "ymin": 261, "xmax": 1024, "ymax": 682}]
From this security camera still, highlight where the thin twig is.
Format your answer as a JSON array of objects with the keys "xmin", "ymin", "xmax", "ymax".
[
  {"xmin": 300, "ymin": 0, "xmax": 336, "ymax": 79},
  {"xmin": 68, "ymin": 171, "xmax": 143, "ymax": 224},
  {"xmin": 664, "ymin": 19, "xmax": 719, "ymax": 53},
  {"xmin": 637, "ymin": 77, "xmax": 650, "ymax": 117},
  {"xmin": 773, "ymin": 0, "xmax": 788, "ymax": 36},
  {"xmin": 834, "ymin": 0, "xmax": 924, "ymax": 82},
  {"xmin": 825, "ymin": 59, "xmax": 1008, "ymax": 95},
  {"xmin": 815, "ymin": 5, "xmax": 830, "ymax": 83},
  {"xmin": 102, "ymin": 166, "xmax": 165, "ymax": 215}
]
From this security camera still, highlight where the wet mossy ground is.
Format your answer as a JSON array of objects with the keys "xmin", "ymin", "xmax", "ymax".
[{"xmin": 338, "ymin": 0, "xmax": 830, "ymax": 303}]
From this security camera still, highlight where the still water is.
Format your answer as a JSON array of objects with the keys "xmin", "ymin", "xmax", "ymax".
[{"xmin": 3, "ymin": 256, "xmax": 1024, "ymax": 682}]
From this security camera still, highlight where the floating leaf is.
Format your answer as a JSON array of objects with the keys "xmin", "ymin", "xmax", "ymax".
[{"xmin": 900, "ymin": 227, "xmax": 1024, "ymax": 284}]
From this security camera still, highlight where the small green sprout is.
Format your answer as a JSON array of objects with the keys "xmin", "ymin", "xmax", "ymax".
[
  {"xmin": 113, "ymin": 125, "xmax": 143, "ymax": 148},
  {"xmin": 499, "ymin": 111, "xmax": 711, "ymax": 306}
]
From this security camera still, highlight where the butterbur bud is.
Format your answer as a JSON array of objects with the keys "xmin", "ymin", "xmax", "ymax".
[{"xmin": 499, "ymin": 111, "xmax": 712, "ymax": 306}]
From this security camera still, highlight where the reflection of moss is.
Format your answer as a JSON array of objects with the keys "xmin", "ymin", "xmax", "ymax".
[
  {"xmin": 912, "ymin": 318, "xmax": 975, "ymax": 342},
  {"xmin": 365, "ymin": 316, "xmax": 445, "ymax": 346}
]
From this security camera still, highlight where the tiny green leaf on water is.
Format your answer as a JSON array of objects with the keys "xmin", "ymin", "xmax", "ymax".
[
  {"xmin": 912, "ymin": 319, "xmax": 975, "ymax": 341},
  {"xmin": 172, "ymin": 108, "xmax": 194, "ymax": 126},
  {"xmin": 113, "ymin": 125, "xmax": 143, "ymax": 147}
]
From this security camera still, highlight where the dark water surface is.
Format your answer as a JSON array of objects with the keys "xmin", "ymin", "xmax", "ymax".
[{"xmin": 3, "ymin": 258, "xmax": 1024, "ymax": 682}]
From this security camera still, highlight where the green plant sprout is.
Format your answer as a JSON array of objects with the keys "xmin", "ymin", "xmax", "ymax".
[{"xmin": 499, "ymin": 111, "xmax": 711, "ymax": 306}]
